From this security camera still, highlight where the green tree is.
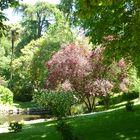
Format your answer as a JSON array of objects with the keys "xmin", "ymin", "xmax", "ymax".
[
  {"xmin": 11, "ymin": 7, "xmax": 74, "ymax": 101},
  {"xmin": 15, "ymin": 2, "xmax": 59, "ymax": 55},
  {"xmin": 60, "ymin": 0, "xmax": 140, "ymax": 74}
]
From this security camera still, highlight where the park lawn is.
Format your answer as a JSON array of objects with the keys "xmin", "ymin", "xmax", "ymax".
[{"xmin": 0, "ymin": 104, "xmax": 140, "ymax": 140}]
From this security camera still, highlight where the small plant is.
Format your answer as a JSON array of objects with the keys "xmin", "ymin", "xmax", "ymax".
[
  {"xmin": 125, "ymin": 101, "xmax": 134, "ymax": 111},
  {"xmin": 8, "ymin": 121, "xmax": 23, "ymax": 133},
  {"xmin": 56, "ymin": 120, "xmax": 78, "ymax": 140}
]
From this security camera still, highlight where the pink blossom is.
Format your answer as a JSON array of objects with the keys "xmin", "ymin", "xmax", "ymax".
[
  {"xmin": 61, "ymin": 80, "xmax": 72, "ymax": 91},
  {"xmin": 118, "ymin": 58, "xmax": 126, "ymax": 68},
  {"xmin": 119, "ymin": 78, "xmax": 129, "ymax": 92},
  {"xmin": 119, "ymin": 82, "xmax": 128, "ymax": 92},
  {"xmin": 103, "ymin": 35, "xmax": 114, "ymax": 42},
  {"xmin": 45, "ymin": 43, "xmax": 128, "ymax": 97},
  {"xmin": 122, "ymin": 78, "xmax": 129, "ymax": 85},
  {"xmin": 85, "ymin": 79, "xmax": 113, "ymax": 97}
]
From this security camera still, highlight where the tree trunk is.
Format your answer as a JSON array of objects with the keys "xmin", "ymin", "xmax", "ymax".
[
  {"xmin": 85, "ymin": 96, "xmax": 96, "ymax": 113},
  {"xmin": 9, "ymin": 30, "xmax": 15, "ymax": 89}
]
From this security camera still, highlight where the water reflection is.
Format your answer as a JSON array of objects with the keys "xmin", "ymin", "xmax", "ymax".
[{"xmin": 0, "ymin": 114, "xmax": 48, "ymax": 124}]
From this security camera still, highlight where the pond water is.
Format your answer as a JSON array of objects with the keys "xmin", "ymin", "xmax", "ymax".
[{"xmin": 0, "ymin": 114, "xmax": 48, "ymax": 124}]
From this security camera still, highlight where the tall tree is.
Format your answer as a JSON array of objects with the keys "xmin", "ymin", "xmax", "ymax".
[
  {"xmin": 60, "ymin": 0, "xmax": 140, "ymax": 74},
  {"xmin": 15, "ymin": 2, "xmax": 57, "ymax": 55},
  {"xmin": 11, "ymin": 7, "xmax": 74, "ymax": 101}
]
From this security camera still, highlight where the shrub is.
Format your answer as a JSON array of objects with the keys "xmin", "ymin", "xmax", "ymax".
[
  {"xmin": 0, "ymin": 85, "xmax": 13, "ymax": 105},
  {"xmin": 33, "ymin": 90, "xmax": 77, "ymax": 118},
  {"xmin": 8, "ymin": 121, "xmax": 23, "ymax": 133}
]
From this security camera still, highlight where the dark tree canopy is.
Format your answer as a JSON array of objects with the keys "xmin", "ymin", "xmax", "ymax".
[{"xmin": 60, "ymin": 0, "xmax": 140, "ymax": 75}]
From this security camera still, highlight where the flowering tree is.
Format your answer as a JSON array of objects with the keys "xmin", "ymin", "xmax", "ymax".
[{"xmin": 45, "ymin": 43, "xmax": 128, "ymax": 112}]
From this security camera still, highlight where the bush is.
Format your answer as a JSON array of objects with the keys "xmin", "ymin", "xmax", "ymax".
[
  {"xmin": 0, "ymin": 85, "xmax": 13, "ymax": 105},
  {"xmin": 8, "ymin": 121, "xmax": 23, "ymax": 133},
  {"xmin": 33, "ymin": 90, "xmax": 77, "ymax": 118}
]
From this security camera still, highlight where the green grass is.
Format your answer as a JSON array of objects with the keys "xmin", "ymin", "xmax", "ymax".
[{"xmin": 0, "ymin": 103, "xmax": 140, "ymax": 140}]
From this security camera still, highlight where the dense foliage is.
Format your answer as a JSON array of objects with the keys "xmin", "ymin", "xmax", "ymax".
[
  {"xmin": 11, "ymin": 6, "xmax": 74, "ymax": 101},
  {"xmin": 60, "ymin": 0, "xmax": 140, "ymax": 75},
  {"xmin": 33, "ymin": 90, "xmax": 76, "ymax": 118},
  {"xmin": 15, "ymin": 2, "xmax": 61, "ymax": 55}
]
